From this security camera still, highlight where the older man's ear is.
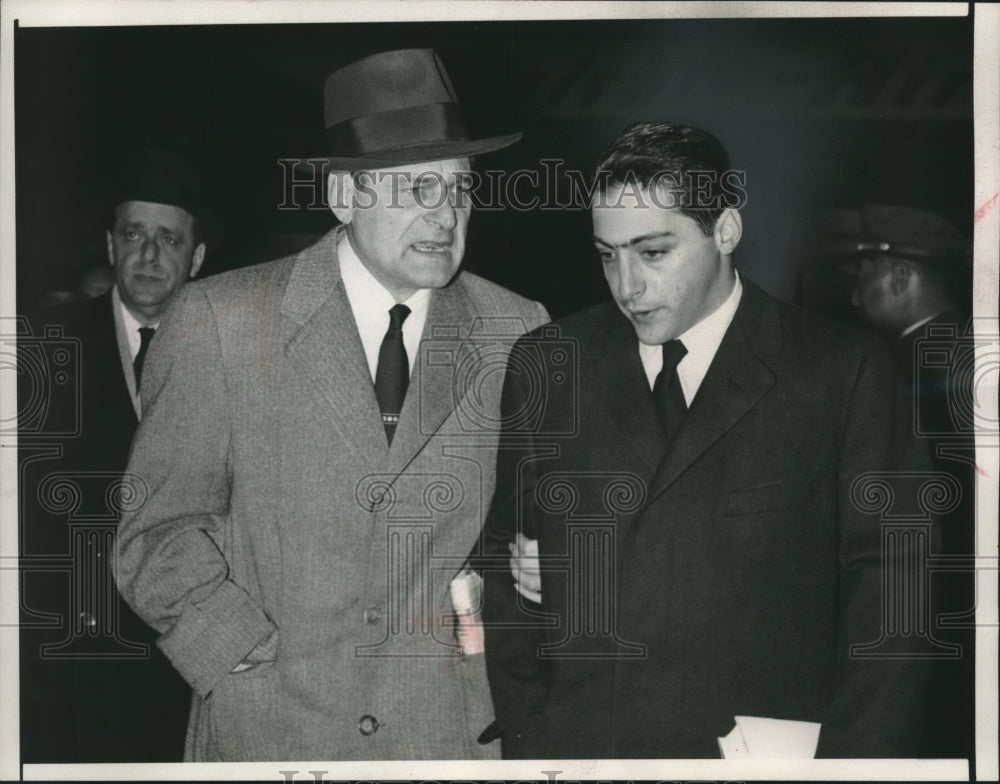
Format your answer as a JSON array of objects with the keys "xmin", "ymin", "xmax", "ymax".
[{"xmin": 328, "ymin": 171, "xmax": 356, "ymax": 225}]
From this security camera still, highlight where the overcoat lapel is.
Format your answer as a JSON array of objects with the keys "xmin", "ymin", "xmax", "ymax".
[
  {"xmin": 282, "ymin": 228, "xmax": 388, "ymax": 474},
  {"xmin": 385, "ymin": 278, "xmax": 476, "ymax": 476},
  {"xmin": 643, "ymin": 282, "xmax": 780, "ymax": 508}
]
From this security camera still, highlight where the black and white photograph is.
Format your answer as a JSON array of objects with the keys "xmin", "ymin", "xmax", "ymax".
[{"xmin": 0, "ymin": 1, "xmax": 997, "ymax": 781}]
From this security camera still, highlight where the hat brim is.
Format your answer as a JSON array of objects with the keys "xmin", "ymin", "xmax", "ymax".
[
  {"xmin": 829, "ymin": 244, "xmax": 973, "ymax": 270},
  {"xmin": 296, "ymin": 131, "xmax": 522, "ymax": 174}
]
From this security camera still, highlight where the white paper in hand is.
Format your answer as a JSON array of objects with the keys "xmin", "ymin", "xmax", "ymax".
[
  {"xmin": 449, "ymin": 570, "xmax": 484, "ymax": 656},
  {"xmin": 718, "ymin": 715, "xmax": 821, "ymax": 759},
  {"xmin": 718, "ymin": 721, "xmax": 749, "ymax": 758}
]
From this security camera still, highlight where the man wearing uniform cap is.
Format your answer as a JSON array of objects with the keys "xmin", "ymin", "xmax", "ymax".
[
  {"xmin": 843, "ymin": 204, "xmax": 970, "ymax": 347},
  {"xmin": 837, "ymin": 203, "xmax": 972, "ymax": 445},
  {"xmin": 115, "ymin": 49, "xmax": 547, "ymax": 760},
  {"xmin": 837, "ymin": 203, "xmax": 975, "ymax": 763},
  {"xmin": 20, "ymin": 148, "xmax": 213, "ymax": 761}
]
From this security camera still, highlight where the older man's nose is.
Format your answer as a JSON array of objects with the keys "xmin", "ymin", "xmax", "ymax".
[{"xmin": 426, "ymin": 201, "xmax": 457, "ymax": 231}]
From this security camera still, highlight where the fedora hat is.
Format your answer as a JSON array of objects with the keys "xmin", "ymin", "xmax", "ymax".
[
  {"xmin": 111, "ymin": 148, "xmax": 224, "ymax": 247},
  {"xmin": 317, "ymin": 48, "xmax": 522, "ymax": 170}
]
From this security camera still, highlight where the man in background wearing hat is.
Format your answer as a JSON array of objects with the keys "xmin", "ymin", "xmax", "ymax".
[
  {"xmin": 114, "ymin": 49, "xmax": 547, "ymax": 760},
  {"xmin": 839, "ymin": 204, "xmax": 975, "ymax": 762},
  {"xmin": 846, "ymin": 204, "xmax": 971, "ymax": 374},
  {"xmin": 19, "ymin": 148, "xmax": 210, "ymax": 761}
]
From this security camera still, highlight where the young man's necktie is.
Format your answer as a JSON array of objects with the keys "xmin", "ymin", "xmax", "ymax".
[{"xmin": 652, "ymin": 339, "xmax": 687, "ymax": 442}]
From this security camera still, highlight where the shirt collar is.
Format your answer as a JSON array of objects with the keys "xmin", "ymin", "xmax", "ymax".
[
  {"xmin": 899, "ymin": 312, "xmax": 941, "ymax": 338},
  {"xmin": 675, "ymin": 270, "xmax": 743, "ymax": 359},
  {"xmin": 116, "ymin": 286, "xmax": 144, "ymax": 333},
  {"xmin": 337, "ymin": 230, "xmax": 433, "ymax": 381},
  {"xmin": 638, "ymin": 271, "xmax": 743, "ymax": 402},
  {"xmin": 338, "ymin": 230, "xmax": 432, "ymax": 323},
  {"xmin": 113, "ymin": 285, "xmax": 160, "ymax": 359}
]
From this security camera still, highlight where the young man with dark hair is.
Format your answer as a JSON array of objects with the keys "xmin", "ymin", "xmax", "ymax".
[{"xmin": 482, "ymin": 121, "xmax": 933, "ymax": 760}]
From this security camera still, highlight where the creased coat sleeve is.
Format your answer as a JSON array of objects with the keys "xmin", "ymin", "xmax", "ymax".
[
  {"xmin": 113, "ymin": 284, "xmax": 275, "ymax": 698},
  {"xmin": 818, "ymin": 333, "xmax": 934, "ymax": 757},
  {"xmin": 481, "ymin": 333, "xmax": 553, "ymax": 750}
]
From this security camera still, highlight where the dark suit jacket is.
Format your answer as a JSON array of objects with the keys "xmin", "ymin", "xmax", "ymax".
[
  {"xmin": 19, "ymin": 292, "xmax": 190, "ymax": 763},
  {"xmin": 481, "ymin": 281, "xmax": 933, "ymax": 759}
]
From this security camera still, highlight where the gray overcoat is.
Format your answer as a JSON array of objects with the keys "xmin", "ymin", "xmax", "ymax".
[{"xmin": 114, "ymin": 227, "xmax": 548, "ymax": 760}]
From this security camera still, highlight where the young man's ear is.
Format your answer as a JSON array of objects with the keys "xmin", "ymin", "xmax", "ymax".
[
  {"xmin": 889, "ymin": 259, "xmax": 912, "ymax": 295},
  {"xmin": 714, "ymin": 208, "xmax": 743, "ymax": 255},
  {"xmin": 328, "ymin": 171, "xmax": 355, "ymax": 225},
  {"xmin": 105, "ymin": 230, "xmax": 116, "ymax": 267}
]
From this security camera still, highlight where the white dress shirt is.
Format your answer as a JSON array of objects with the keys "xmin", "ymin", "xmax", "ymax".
[
  {"xmin": 112, "ymin": 285, "xmax": 159, "ymax": 418},
  {"xmin": 638, "ymin": 273, "xmax": 743, "ymax": 405},
  {"xmin": 338, "ymin": 232, "xmax": 431, "ymax": 381}
]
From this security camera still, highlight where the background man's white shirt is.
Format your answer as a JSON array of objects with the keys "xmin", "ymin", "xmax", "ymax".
[{"xmin": 112, "ymin": 285, "xmax": 158, "ymax": 418}]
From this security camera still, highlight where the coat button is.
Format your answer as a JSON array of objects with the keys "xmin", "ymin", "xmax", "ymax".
[
  {"xmin": 364, "ymin": 606, "xmax": 381, "ymax": 623},
  {"xmin": 358, "ymin": 715, "xmax": 379, "ymax": 736}
]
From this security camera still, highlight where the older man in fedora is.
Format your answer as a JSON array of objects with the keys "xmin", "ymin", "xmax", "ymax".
[
  {"xmin": 20, "ymin": 148, "xmax": 214, "ymax": 761},
  {"xmin": 115, "ymin": 49, "xmax": 547, "ymax": 760}
]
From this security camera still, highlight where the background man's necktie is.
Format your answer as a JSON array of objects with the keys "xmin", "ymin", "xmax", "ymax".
[
  {"xmin": 133, "ymin": 326, "xmax": 156, "ymax": 390},
  {"xmin": 375, "ymin": 304, "xmax": 411, "ymax": 445},
  {"xmin": 652, "ymin": 339, "xmax": 688, "ymax": 442}
]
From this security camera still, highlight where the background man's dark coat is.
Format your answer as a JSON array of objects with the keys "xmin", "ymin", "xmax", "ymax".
[
  {"xmin": 19, "ymin": 292, "xmax": 190, "ymax": 763},
  {"xmin": 894, "ymin": 308, "xmax": 976, "ymax": 762}
]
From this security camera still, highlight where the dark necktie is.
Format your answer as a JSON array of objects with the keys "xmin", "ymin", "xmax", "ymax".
[
  {"xmin": 652, "ymin": 339, "xmax": 688, "ymax": 441},
  {"xmin": 375, "ymin": 304, "xmax": 411, "ymax": 445},
  {"xmin": 133, "ymin": 327, "xmax": 156, "ymax": 391}
]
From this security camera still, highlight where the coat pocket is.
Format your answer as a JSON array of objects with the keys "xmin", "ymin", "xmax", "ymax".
[
  {"xmin": 724, "ymin": 473, "xmax": 822, "ymax": 516},
  {"xmin": 205, "ymin": 660, "xmax": 281, "ymax": 761}
]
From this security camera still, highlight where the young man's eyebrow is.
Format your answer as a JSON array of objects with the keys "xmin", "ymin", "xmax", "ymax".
[{"xmin": 592, "ymin": 231, "xmax": 676, "ymax": 249}]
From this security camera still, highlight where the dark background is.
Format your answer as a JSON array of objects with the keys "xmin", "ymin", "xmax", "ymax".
[{"xmin": 15, "ymin": 15, "xmax": 974, "ymax": 320}]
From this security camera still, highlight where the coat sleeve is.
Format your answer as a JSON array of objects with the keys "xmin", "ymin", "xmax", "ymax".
[
  {"xmin": 112, "ymin": 284, "xmax": 275, "ymax": 698},
  {"xmin": 480, "ymin": 333, "xmax": 554, "ymax": 754},
  {"xmin": 817, "ymin": 332, "xmax": 936, "ymax": 757}
]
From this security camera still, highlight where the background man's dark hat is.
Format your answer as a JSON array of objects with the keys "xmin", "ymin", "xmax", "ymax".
[
  {"xmin": 316, "ymin": 48, "xmax": 522, "ymax": 170},
  {"xmin": 111, "ymin": 148, "xmax": 224, "ymax": 247},
  {"xmin": 827, "ymin": 203, "xmax": 971, "ymax": 269}
]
